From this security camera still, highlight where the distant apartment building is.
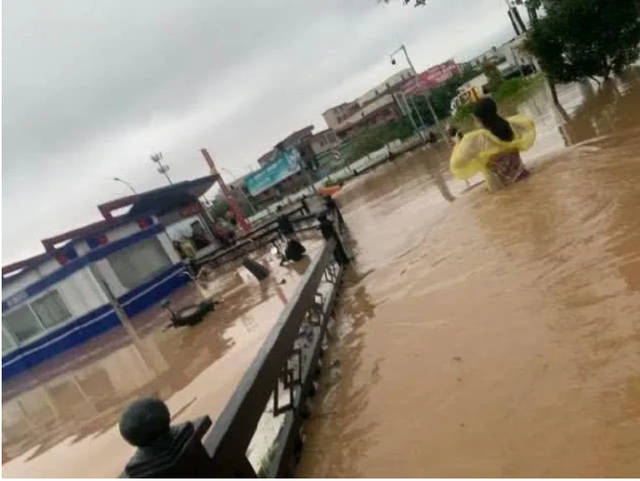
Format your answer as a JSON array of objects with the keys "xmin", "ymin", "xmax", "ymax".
[
  {"xmin": 463, "ymin": 36, "xmax": 538, "ymax": 80},
  {"xmin": 332, "ymin": 94, "xmax": 404, "ymax": 139},
  {"xmin": 248, "ymin": 125, "xmax": 341, "ymax": 206},
  {"xmin": 257, "ymin": 125, "xmax": 316, "ymax": 167},
  {"xmin": 322, "ymin": 69, "xmax": 414, "ymax": 140},
  {"xmin": 466, "ymin": 46, "xmax": 505, "ymax": 69},
  {"xmin": 309, "ymin": 128, "xmax": 340, "ymax": 156}
]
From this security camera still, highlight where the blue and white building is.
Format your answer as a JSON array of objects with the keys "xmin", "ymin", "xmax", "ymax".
[{"xmin": 2, "ymin": 176, "xmax": 217, "ymax": 381}]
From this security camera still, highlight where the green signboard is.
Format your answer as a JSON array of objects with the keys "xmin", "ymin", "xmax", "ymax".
[{"xmin": 244, "ymin": 148, "xmax": 302, "ymax": 196}]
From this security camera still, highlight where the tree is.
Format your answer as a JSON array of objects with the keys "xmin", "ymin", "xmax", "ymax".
[
  {"xmin": 407, "ymin": 67, "xmax": 483, "ymax": 126},
  {"xmin": 482, "ymin": 62, "xmax": 504, "ymax": 93},
  {"xmin": 525, "ymin": 0, "xmax": 640, "ymax": 87}
]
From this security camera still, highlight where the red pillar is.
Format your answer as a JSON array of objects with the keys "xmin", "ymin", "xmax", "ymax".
[{"xmin": 200, "ymin": 149, "xmax": 252, "ymax": 234}]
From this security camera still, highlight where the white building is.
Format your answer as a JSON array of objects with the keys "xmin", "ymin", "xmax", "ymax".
[{"xmin": 2, "ymin": 176, "xmax": 217, "ymax": 381}]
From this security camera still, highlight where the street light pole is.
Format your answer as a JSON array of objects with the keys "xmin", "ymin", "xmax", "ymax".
[
  {"xmin": 390, "ymin": 44, "xmax": 451, "ymax": 147},
  {"xmin": 390, "ymin": 44, "xmax": 455, "ymax": 202},
  {"xmin": 150, "ymin": 152, "xmax": 173, "ymax": 185},
  {"xmin": 113, "ymin": 177, "xmax": 137, "ymax": 195}
]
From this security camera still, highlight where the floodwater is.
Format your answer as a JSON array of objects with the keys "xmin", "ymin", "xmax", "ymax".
[
  {"xmin": 299, "ymin": 75, "xmax": 640, "ymax": 477},
  {"xmin": 4, "ymin": 75, "xmax": 640, "ymax": 479},
  {"xmin": 1, "ymin": 240, "xmax": 322, "ymax": 478}
]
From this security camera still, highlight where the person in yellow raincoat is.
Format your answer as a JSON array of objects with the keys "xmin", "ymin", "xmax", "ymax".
[{"xmin": 450, "ymin": 97, "xmax": 536, "ymax": 191}]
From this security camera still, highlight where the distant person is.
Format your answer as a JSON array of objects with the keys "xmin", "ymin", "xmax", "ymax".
[
  {"xmin": 449, "ymin": 97, "xmax": 536, "ymax": 192},
  {"xmin": 323, "ymin": 194, "xmax": 345, "ymax": 227},
  {"xmin": 281, "ymin": 238, "xmax": 307, "ymax": 264},
  {"xmin": 428, "ymin": 131, "xmax": 437, "ymax": 143},
  {"xmin": 300, "ymin": 195, "xmax": 310, "ymax": 214},
  {"xmin": 173, "ymin": 240, "xmax": 187, "ymax": 260},
  {"xmin": 317, "ymin": 213, "xmax": 349, "ymax": 265},
  {"xmin": 190, "ymin": 223, "xmax": 210, "ymax": 250},
  {"xmin": 179, "ymin": 238, "xmax": 197, "ymax": 258},
  {"xmin": 213, "ymin": 221, "xmax": 234, "ymax": 248},
  {"xmin": 276, "ymin": 205, "xmax": 297, "ymax": 241}
]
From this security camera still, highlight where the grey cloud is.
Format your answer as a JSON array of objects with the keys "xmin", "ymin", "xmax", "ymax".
[{"xmin": 3, "ymin": 0, "xmax": 515, "ymax": 263}]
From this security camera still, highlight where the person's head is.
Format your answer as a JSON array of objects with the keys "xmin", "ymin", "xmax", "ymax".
[
  {"xmin": 473, "ymin": 97, "xmax": 514, "ymax": 142},
  {"xmin": 276, "ymin": 205, "xmax": 283, "ymax": 213}
]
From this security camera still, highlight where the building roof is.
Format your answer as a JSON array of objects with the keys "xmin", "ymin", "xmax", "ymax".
[
  {"xmin": 3, "ymin": 175, "xmax": 217, "ymax": 279},
  {"xmin": 279, "ymin": 125, "xmax": 315, "ymax": 148},
  {"xmin": 322, "ymin": 102, "xmax": 351, "ymax": 116},
  {"xmin": 256, "ymin": 125, "xmax": 316, "ymax": 167},
  {"xmin": 335, "ymin": 93, "xmax": 397, "ymax": 132},
  {"xmin": 257, "ymin": 149, "xmax": 276, "ymax": 166}
]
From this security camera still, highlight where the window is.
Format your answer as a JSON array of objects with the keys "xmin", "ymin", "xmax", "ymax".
[
  {"xmin": 107, "ymin": 236, "xmax": 172, "ymax": 290},
  {"xmin": 31, "ymin": 291, "xmax": 72, "ymax": 329},
  {"xmin": 3, "ymin": 328, "xmax": 17, "ymax": 354},
  {"xmin": 3, "ymin": 306, "xmax": 44, "ymax": 344}
]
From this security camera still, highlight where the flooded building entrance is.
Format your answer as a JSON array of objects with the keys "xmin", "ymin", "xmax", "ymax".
[{"xmin": 298, "ymin": 76, "xmax": 640, "ymax": 477}]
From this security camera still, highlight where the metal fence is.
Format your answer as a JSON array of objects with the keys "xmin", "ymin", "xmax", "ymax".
[
  {"xmin": 119, "ymin": 212, "xmax": 349, "ymax": 478},
  {"xmin": 191, "ymin": 205, "xmax": 315, "ymax": 271}
]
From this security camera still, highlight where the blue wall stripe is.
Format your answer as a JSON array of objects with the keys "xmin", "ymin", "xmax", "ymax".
[
  {"xmin": 2, "ymin": 216, "xmax": 157, "ymax": 287},
  {"xmin": 2, "ymin": 223, "xmax": 164, "ymax": 312},
  {"xmin": 2, "ymin": 263, "xmax": 190, "ymax": 381}
]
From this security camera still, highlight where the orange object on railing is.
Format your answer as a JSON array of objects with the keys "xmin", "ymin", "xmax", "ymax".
[{"xmin": 318, "ymin": 185, "xmax": 341, "ymax": 197}]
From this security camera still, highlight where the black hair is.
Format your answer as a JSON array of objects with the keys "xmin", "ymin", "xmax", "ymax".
[
  {"xmin": 448, "ymin": 126, "xmax": 463, "ymax": 140},
  {"xmin": 473, "ymin": 97, "xmax": 514, "ymax": 142}
]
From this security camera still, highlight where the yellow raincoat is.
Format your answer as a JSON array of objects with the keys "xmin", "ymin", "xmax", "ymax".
[{"xmin": 450, "ymin": 115, "xmax": 536, "ymax": 183}]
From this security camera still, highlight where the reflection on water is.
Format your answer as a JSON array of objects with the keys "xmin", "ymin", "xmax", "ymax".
[
  {"xmin": 5, "ymin": 75, "xmax": 640, "ymax": 477},
  {"xmin": 2, "ymin": 241, "xmax": 323, "ymax": 478},
  {"xmin": 299, "ymin": 76, "xmax": 640, "ymax": 477}
]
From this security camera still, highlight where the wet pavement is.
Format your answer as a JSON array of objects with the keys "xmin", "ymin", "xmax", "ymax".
[
  {"xmin": 1, "ymin": 240, "xmax": 323, "ymax": 478},
  {"xmin": 4, "ymin": 74, "xmax": 640, "ymax": 478},
  {"xmin": 298, "ymin": 75, "xmax": 640, "ymax": 477}
]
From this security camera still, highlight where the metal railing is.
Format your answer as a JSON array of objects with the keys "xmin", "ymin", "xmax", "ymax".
[
  {"xmin": 203, "ymin": 235, "xmax": 343, "ymax": 477},
  {"xmin": 119, "ymin": 212, "xmax": 349, "ymax": 478},
  {"xmin": 192, "ymin": 205, "xmax": 316, "ymax": 271}
]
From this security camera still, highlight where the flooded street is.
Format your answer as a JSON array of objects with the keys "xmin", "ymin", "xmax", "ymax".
[
  {"xmin": 299, "ymin": 76, "xmax": 640, "ymax": 477},
  {"xmin": 3, "ymin": 75, "xmax": 640, "ymax": 478},
  {"xmin": 2, "ymin": 241, "xmax": 323, "ymax": 478}
]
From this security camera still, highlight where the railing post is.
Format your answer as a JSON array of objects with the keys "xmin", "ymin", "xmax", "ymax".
[
  {"xmin": 317, "ymin": 213, "xmax": 350, "ymax": 266},
  {"xmin": 119, "ymin": 398, "xmax": 215, "ymax": 478}
]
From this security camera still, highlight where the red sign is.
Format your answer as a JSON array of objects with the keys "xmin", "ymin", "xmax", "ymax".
[
  {"xmin": 137, "ymin": 217, "xmax": 154, "ymax": 229},
  {"xmin": 403, "ymin": 60, "xmax": 461, "ymax": 94},
  {"xmin": 179, "ymin": 203, "xmax": 202, "ymax": 218}
]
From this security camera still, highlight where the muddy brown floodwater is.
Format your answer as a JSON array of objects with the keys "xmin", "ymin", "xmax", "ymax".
[
  {"xmin": 298, "ymin": 75, "xmax": 640, "ymax": 478},
  {"xmin": 4, "ymin": 75, "xmax": 640, "ymax": 479},
  {"xmin": 1, "ymin": 240, "xmax": 323, "ymax": 478}
]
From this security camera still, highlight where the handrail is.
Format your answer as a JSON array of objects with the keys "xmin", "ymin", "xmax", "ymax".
[
  {"xmin": 202, "ymin": 238, "xmax": 337, "ymax": 476},
  {"xmin": 192, "ymin": 209, "xmax": 318, "ymax": 270},
  {"xmin": 118, "ymin": 211, "xmax": 349, "ymax": 478}
]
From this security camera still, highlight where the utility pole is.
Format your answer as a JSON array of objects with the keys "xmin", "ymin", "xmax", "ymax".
[
  {"xmin": 390, "ymin": 45, "xmax": 455, "ymax": 202},
  {"xmin": 88, "ymin": 264, "xmax": 168, "ymax": 375},
  {"xmin": 220, "ymin": 167, "xmax": 258, "ymax": 215},
  {"xmin": 201, "ymin": 148, "xmax": 252, "ymax": 234},
  {"xmin": 390, "ymin": 44, "xmax": 451, "ymax": 147},
  {"xmin": 150, "ymin": 152, "xmax": 173, "ymax": 185}
]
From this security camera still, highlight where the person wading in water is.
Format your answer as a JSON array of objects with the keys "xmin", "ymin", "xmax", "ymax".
[{"xmin": 449, "ymin": 97, "xmax": 536, "ymax": 192}]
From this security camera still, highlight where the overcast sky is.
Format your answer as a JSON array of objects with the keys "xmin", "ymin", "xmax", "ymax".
[{"xmin": 2, "ymin": 0, "xmax": 516, "ymax": 264}]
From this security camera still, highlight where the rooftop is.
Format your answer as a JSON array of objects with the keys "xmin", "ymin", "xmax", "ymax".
[{"xmin": 3, "ymin": 175, "xmax": 217, "ymax": 280}]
